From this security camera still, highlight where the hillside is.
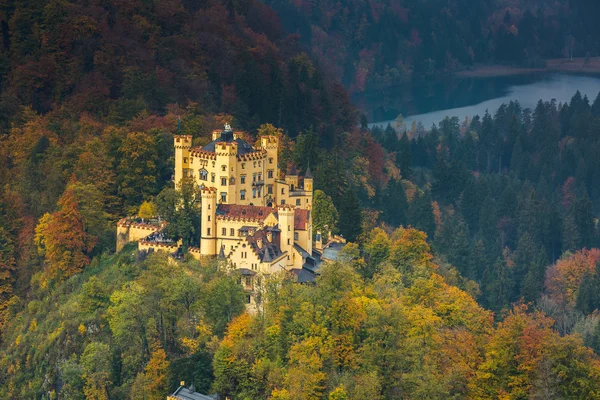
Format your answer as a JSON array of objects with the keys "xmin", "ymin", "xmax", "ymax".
[
  {"xmin": 2, "ymin": 0, "xmax": 600, "ymax": 398},
  {"xmin": 3, "ymin": 232, "xmax": 600, "ymax": 399},
  {"xmin": 265, "ymin": 0, "xmax": 600, "ymax": 92}
]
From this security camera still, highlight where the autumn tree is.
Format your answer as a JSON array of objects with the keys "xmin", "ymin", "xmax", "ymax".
[{"xmin": 35, "ymin": 184, "xmax": 96, "ymax": 282}]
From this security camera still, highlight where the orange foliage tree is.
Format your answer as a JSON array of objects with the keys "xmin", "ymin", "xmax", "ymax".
[
  {"xmin": 35, "ymin": 184, "xmax": 96, "ymax": 282},
  {"xmin": 545, "ymin": 249, "xmax": 600, "ymax": 307}
]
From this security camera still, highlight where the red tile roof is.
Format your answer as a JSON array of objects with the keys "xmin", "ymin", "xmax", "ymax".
[
  {"xmin": 216, "ymin": 204, "xmax": 275, "ymax": 222},
  {"xmin": 294, "ymin": 209, "xmax": 310, "ymax": 230}
]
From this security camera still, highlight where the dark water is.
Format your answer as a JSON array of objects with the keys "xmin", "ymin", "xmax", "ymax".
[{"xmin": 356, "ymin": 73, "xmax": 600, "ymax": 129}]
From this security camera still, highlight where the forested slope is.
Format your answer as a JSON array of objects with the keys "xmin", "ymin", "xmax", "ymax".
[
  {"xmin": 265, "ymin": 0, "xmax": 600, "ymax": 91},
  {"xmin": 2, "ymin": 0, "xmax": 600, "ymax": 398}
]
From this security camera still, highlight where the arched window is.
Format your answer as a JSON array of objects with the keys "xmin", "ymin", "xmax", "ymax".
[
  {"xmin": 199, "ymin": 169, "xmax": 208, "ymax": 180},
  {"xmin": 230, "ymin": 177, "xmax": 235, "ymax": 185}
]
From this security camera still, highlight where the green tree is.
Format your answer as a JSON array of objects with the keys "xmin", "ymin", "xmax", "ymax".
[
  {"xmin": 337, "ymin": 186, "xmax": 362, "ymax": 242},
  {"xmin": 81, "ymin": 342, "xmax": 112, "ymax": 400},
  {"xmin": 117, "ymin": 131, "xmax": 158, "ymax": 209},
  {"xmin": 312, "ymin": 190, "xmax": 338, "ymax": 240}
]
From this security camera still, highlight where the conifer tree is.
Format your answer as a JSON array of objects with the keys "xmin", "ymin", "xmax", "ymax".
[
  {"xmin": 382, "ymin": 178, "xmax": 407, "ymax": 227},
  {"xmin": 337, "ymin": 186, "xmax": 363, "ymax": 242}
]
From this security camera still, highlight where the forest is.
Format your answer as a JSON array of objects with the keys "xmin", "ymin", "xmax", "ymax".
[
  {"xmin": 1, "ymin": 0, "xmax": 600, "ymax": 398},
  {"xmin": 265, "ymin": 0, "xmax": 600, "ymax": 91}
]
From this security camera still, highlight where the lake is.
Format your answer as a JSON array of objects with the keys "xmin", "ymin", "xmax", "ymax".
[{"xmin": 356, "ymin": 73, "xmax": 600, "ymax": 129}]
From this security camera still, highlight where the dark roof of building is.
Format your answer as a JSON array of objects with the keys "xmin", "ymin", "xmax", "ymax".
[
  {"xmin": 288, "ymin": 164, "xmax": 298, "ymax": 175},
  {"xmin": 170, "ymin": 386, "xmax": 217, "ymax": 400},
  {"xmin": 294, "ymin": 209, "xmax": 310, "ymax": 230},
  {"xmin": 305, "ymin": 165, "xmax": 312, "ymax": 178},
  {"xmin": 197, "ymin": 129, "xmax": 257, "ymax": 155},
  {"xmin": 239, "ymin": 268, "xmax": 256, "ymax": 276},
  {"xmin": 216, "ymin": 204, "xmax": 275, "ymax": 221},
  {"xmin": 247, "ymin": 229, "xmax": 283, "ymax": 263},
  {"xmin": 290, "ymin": 267, "xmax": 316, "ymax": 283},
  {"xmin": 294, "ymin": 243, "xmax": 311, "ymax": 259}
]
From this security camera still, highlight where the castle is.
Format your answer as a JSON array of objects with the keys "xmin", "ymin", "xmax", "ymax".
[{"xmin": 117, "ymin": 124, "xmax": 319, "ymax": 306}]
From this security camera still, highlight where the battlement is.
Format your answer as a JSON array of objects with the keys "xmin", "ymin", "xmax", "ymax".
[
  {"xmin": 278, "ymin": 204, "xmax": 296, "ymax": 212},
  {"xmin": 237, "ymin": 150, "xmax": 267, "ymax": 161},
  {"xmin": 201, "ymin": 187, "xmax": 218, "ymax": 195},
  {"xmin": 190, "ymin": 149, "xmax": 217, "ymax": 160},
  {"xmin": 260, "ymin": 135, "xmax": 278, "ymax": 146},
  {"xmin": 174, "ymin": 135, "xmax": 192, "ymax": 149}
]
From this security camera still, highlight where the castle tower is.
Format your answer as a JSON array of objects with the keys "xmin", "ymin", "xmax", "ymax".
[
  {"xmin": 304, "ymin": 166, "xmax": 313, "ymax": 210},
  {"xmin": 278, "ymin": 204, "xmax": 295, "ymax": 268},
  {"xmin": 285, "ymin": 165, "xmax": 299, "ymax": 191},
  {"xmin": 260, "ymin": 135, "xmax": 279, "ymax": 178},
  {"xmin": 200, "ymin": 188, "xmax": 217, "ymax": 256},
  {"xmin": 174, "ymin": 135, "xmax": 192, "ymax": 186},
  {"xmin": 215, "ymin": 127, "xmax": 238, "ymax": 204}
]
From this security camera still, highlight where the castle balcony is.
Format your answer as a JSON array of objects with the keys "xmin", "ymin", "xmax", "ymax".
[
  {"xmin": 289, "ymin": 189, "xmax": 307, "ymax": 197},
  {"xmin": 252, "ymin": 180, "xmax": 264, "ymax": 186}
]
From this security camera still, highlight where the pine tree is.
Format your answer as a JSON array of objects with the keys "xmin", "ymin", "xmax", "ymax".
[
  {"xmin": 483, "ymin": 257, "xmax": 514, "ymax": 314},
  {"xmin": 337, "ymin": 186, "xmax": 363, "ymax": 242},
  {"xmin": 408, "ymin": 190, "xmax": 436, "ymax": 238},
  {"xmin": 382, "ymin": 178, "xmax": 407, "ymax": 227}
]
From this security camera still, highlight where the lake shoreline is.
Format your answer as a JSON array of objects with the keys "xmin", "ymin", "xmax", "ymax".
[{"xmin": 457, "ymin": 58, "xmax": 600, "ymax": 78}]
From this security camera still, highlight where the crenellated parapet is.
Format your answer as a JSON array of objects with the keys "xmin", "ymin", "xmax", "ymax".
[
  {"xmin": 237, "ymin": 150, "xmax": 267, "ymax": 161},
  {"xmin": 174, "ymin": 135, "xmax": 192, "ymax": 149}
]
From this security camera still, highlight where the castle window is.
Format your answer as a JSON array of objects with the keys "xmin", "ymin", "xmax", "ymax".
[
  {"xmin": 254, "ymin": 161, "xmax": 257, "ymax": 168},
  {"xmin": 281, "ymin": 200, "xmax": 285, "ymax": 205},
  {"xmin": 242, "ymin": 163, "xmax": 246, "ymax": 169},
  {"xmin": 245, "ymin": 276, "xmax": 252, "ymax": 286},
  {"xmin": 246, "ymin": 295, "xmax": 251, "ymax": 304},
  {"xmin": 258, "ymin": 173, "xmax": 262, "ymax": 181},
  {"xmin": 296, "ymin": 199, "xmax": 301, "ymax": 206},
  {"xmin": 288, "ymin": 239, "xmax": 291, "ymax": 245},
  {"xmin": 241, "ymin": 175, "xmax": 246, "ymax": 184},
  {"xmin": 207, "ymin": 228, "xmax": 211, "ymax": 235},
  {"xmin": 269, "ymin": 158, "xmax": 273, "ymax": 164},
  {"xmin": 294, "ymin": 232, "xmax": 299, "ymax": 241},
  {"xmin": 184, "ymin": 157, "xmax": 188, "ymax": 163},
  {"xmin": 221, "ymin": 177, "xmax": 227, "ymax": 186},
  {"xmin": 258, "ymin": 161, "xmax": 261, "ymax": 167},
  {"xmin": 208, "ymin": 204, "xmax": 211, "ymax": 210},
  {"xmin": 189, "ymin": 170, "xmax": 194, "ymax": 177},
  {"xmin": 253, "ymin": 173, "xmax": 256, "ymax": 182},
  {"xmin": 222, "ymin": 228, "xmax": 227, "ymax": 236},
  {"xmin": 183, "ymin": 170, "xmax": 188, "ymax": 177},
  {"xmin": 211, "ymin": 173, "xmax": 215, "ymax": 183},
  {"xmin": 268, "ymin": 170, "xmax": 273, "ymax": 178},
  {"xmin": 240, "ymin": 190, "xmax": 246, "ymax": 200},
  {"xmin": 221, "ymin": 192, "xmax": 227, "ymax": 202},
  {"xmin": 230, "ymin": 228, "xmax": 235, "ymax": 236},
  {"xmin": 288, "ymin": 225, "xmax": 290, "ymax": 231},
  {"xmin": 200, "ymin": 169, "xmax": 208, "ymax": 180},
  {"xmin": 207, "ymin": 215, "xmax": 211, "ymax": 221},
  {"xmin": 281, "ymin": 188, "xmax": 285, "ymax": 194},
  {"xmin": 212, "ymin": 161, "xmax": 215, "ymax": 167},
  {"xmin": 257, "ymin": 187, "xmax": 261, "ymax": 197},
  {"xmin": 221, "ymin": 165, "xmax": 226, "ymax": 171},
  {"xmin": 252, "ymin": 188, "xmax": 256, "ymax": 198},
  {"xmin": 230, "ymin": 177, "xmax": 235, "ymax": 185},
  {"xmin": 268, "ymin": 185, "xmax": 273, "ymax": 194}
]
